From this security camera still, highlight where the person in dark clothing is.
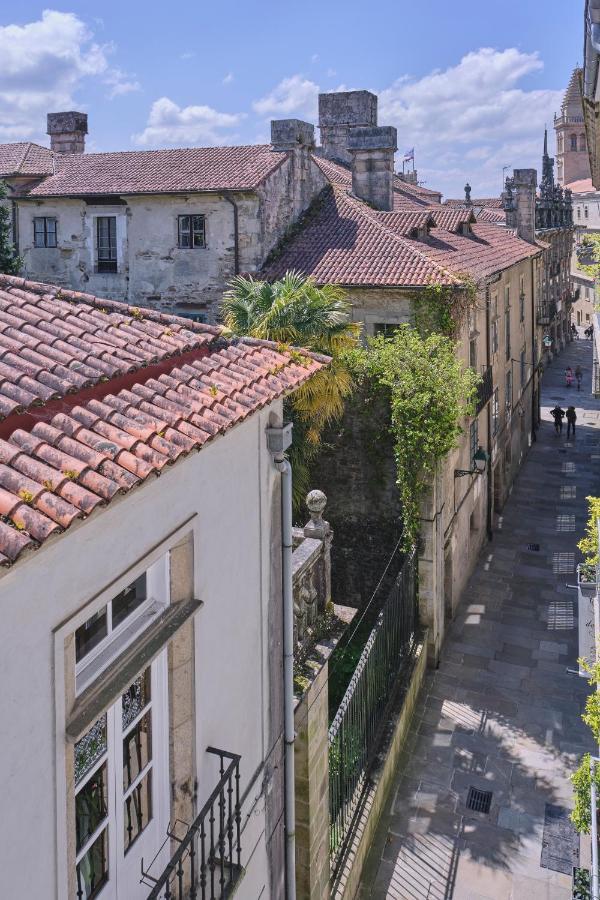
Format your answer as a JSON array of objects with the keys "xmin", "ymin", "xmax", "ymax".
[
  {"xmin": 566, "ymin": 405, "xmax": 577, "ymax": 439},
  {"xmin": 551, "ymin": 405, "xmax": 565, "ymax": 434}
]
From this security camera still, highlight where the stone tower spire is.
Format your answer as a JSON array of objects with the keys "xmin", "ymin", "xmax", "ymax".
[
  {"xmin": 554, "ymin": 67, "xmax": 590, "ymax": 186},
  {"xmin": 541, "ymin": 128, "xmax": 555, "ymax": 188}
]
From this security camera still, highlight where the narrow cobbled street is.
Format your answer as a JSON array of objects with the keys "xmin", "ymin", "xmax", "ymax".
[{"xmin": 359, "ymin": 335, "xmax": 600, "ymax": 899}]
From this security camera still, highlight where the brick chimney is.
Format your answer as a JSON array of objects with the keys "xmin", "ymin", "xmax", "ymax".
[
  {"xmin": 47, "ymin": 111, "xmax": 88, "ymax": 154},
  {"xmin": 347, "ymin": 126, "xmax": 398, "ymax": 211},
  {"xmin": 318, "ymin": 91, "xmax": 377, "ymax": 164},
  {"xmin": 512, "ymin": 168, "xmax": 537, "ymax": 243}
]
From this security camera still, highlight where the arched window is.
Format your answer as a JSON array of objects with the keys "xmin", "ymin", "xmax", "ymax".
[
  {"xmin": 585, "ymin": 206, "xmax": 589, "ymax": 218},
  {"xmin": 578, "ymin": 206, "xmax": 582, "ymax": 219},
  {"xmin": 580, "ymin": 133, "xmax": 587, "ymax": 151},
  {"xmin": 557, "ymin": 134, "xmax": 563, "ymax": 153},
  {"xmin": 571, "ymin": 133, "xmax": 578, "ymax": 151}
]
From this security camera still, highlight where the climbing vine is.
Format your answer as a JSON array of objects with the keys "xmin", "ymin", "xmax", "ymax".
[
  {"xmin": 0, "ymin": 180, "xmax": 21, "ymax": 275},
  {"xmin": 346, "ymin": 325, "xmax": 480, "ymax": 549},
  {"xmin": 572, "ymin": 661, "xmax": 600, "ymax": 833},
  {"xmin": 411, "ymin": 277, "xmax": 479, "ymax": 338}
]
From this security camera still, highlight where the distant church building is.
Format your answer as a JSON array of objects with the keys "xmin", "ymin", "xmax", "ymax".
[{"xmin": 555, "ymin": 68, "xmax": 589, "ymax": 188}]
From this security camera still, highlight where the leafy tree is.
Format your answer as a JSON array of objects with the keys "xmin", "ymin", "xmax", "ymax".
[
  {"xmin": 578, "ymin": 496, "xmax": 600, "ymax": 566},
  {"xmin": 221, "ymin": 271, "xmax": 360, "ymax": 507},
  {"xmin": 346, "ymin": 326, "xmax": 480, "ymax": 548},
  {"xmin": 0, "ymin": 180, "xmax": 22, "ymax": 275}
]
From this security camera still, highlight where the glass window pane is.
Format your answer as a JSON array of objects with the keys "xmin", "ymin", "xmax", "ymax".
[
  {"xmin": 122, "ymin": 667, "xmax": 151, "ymax": 732},
  {"xmin": 75, "ymin": 608, "xmax": 107, "ymax": 663},
  {"xmin": 76, "ymin": 828, "xmax": 108, "ymax": 900},
  {"xmin": 123, "ymin": 710, "xmax": 152, "ymax": 790},
  {"xmin": 112, "ymin": 573, "xmax": 147, "ymax": 629},
  {"xmin": 75, "ymin": 761, "xmax": 108, "ymax": 853},
  {"xmin": 124, "ymin": 770, "xmax": 152, "ymax": 852},
  {"xmin": 75, "ymin": 714, "xmax": 107, "ymax": 785}
]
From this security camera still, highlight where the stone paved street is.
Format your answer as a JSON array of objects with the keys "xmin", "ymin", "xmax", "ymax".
[{"xmin": 359, "ymin": 334, "xmax": 600, "ymax": 899}]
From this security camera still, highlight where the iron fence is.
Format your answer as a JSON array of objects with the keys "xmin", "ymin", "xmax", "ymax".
[
  {"xmin": 328, "ymin": 549, "xmax": 418, "ymax": 875},
  {"xmin": 143, "ymin": 748, "xmax": 242, "ymax": 900}
]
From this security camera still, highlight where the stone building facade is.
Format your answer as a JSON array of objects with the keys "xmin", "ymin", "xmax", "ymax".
[
  {"xmin": 0, "ymin": 114, "xmax": 326, "ymax": 323},
  {"xmin": 556, "ymin": 68, "xmax": 589, "ymax": 187}
]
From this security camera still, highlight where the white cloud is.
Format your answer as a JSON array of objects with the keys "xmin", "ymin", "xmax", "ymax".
[
  {"xmin": 180, "ymin": 51, "xmax": 195, "ymax": 60},
  {"xmin": 0, "ymin": 10, "xmax": 138, "ymax": 141},
  {"xmin": 377, "ymin": 48, "xmax": 562, "ymax": 198},
  {"xmin": 133, "ymin": 97, "xmax": 245, "ymax": 147},
  {"xmin": 223, "ymin": 72, "xmax": 234, "ymax": 85},
  {"xmin": 311, "ymin": 54, "xmax": 319, "ymax": 64},
  {"xmin": 253, "ymin": 75, "xmax": 320, "ymax": 120}
]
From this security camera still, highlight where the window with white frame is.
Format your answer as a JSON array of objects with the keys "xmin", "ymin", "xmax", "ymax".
[
  {"xmin": 73, "ymin": 556, "xmax": 170, "ymax": 900},
  {"xmin": 519, "ymin": 275, "xmax": 525, "ymax": 322},
  {"xmin": 178, "ymin": 215, "xmax": 206, "ymax": 249}
]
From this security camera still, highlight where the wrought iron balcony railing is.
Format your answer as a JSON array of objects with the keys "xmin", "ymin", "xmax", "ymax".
[
  {"xmin": 475, "ymin": 366, "xmax": 493, "ymax": 414},
  {"xmin": 143, "ymin": 748, "xmax": 242, "ymax": 900},
  {"xmin": 537, "ymin": 301, "xmax": 557, "ymax": 325}
]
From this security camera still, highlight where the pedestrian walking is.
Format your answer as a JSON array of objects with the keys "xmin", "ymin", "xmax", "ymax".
[
  {"xmin": 566, "ymin": 366, "xmax": 573, "ymax": 388},
  {"xmin": 576, "ymin": 365, "xmax": 583, "ymax": 390},
  {"xmin": 551, "ymin": 405, "xmax": 565, "ymax": 434},
  {"xmin": 572, "ymin": 323, "xmax": 579, "ymax": 340},
  {"xmin": 566, "ymin": 405, "xmax": 577, "ymax": 439}
]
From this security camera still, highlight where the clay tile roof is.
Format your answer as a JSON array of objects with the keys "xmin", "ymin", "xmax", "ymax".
[
  {"xmin": 0, "ymin": 142, "xmax": 55, "ymax": 177},
  {"xmin": 0, "ymin": 276, "xmax": 327, "ymax": 568},
  {"xmin": 399, "ymin": 221, "xmax": 540, "ymax": 280},
  {"xmin": 25, "ymin": 145, "xmax": 287, "ymax": 197},
  {"xmin": 444, "ymin": 197, "xmax": 504, "ymax": 209},
  {"xmin": 312, "ymin": 155, "xmax": 435, "ymax": 210},
  {"xmin": 474, "ymin": 207, "xmax": 507, "ymax": 224},
  {"xmin": 262, "ymin": 186, "xmax": 458, "ymax": 287}
]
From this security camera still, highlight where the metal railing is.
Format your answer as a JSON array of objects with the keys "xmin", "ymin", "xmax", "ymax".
[
  {"xmin": 476, "ymin": 366, "xmax": 494, "ymax": 413},
  {"xmin": 537, "ymin": 300, "xmax": 557, "ymax": 325},
  {"xmin": 144, "ymin": 748, "xmax": 242, "ymax": 900},
  {"xmin": 328, "ymin": 549, "xmax": 418, "ymax": 875}
]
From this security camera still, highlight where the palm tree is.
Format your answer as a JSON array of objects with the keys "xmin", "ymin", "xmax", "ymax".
[{"xmin": 221, "ymin": 271, "xmax": 360, "ymax": 507}]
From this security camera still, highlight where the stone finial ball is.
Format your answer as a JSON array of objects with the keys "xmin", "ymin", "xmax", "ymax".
[{"xmin": 306, "ymin": 489, "xmax": 327, "ymax": 519}]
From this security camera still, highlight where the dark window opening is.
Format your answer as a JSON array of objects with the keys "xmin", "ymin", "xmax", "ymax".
[
  {"xmin": 178, "ymin": 215, "xmax": 206, "ymax": 249},
  {"xmin": 96, "ymin": 217, "xmax": 117, "ymax": 273}
]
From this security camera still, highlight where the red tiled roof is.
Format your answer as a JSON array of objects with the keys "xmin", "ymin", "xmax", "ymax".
[
  {"xmin": 400, "ymin": 222, "xmax": 540, "ymax": 280},
  {"xmin": 375, "ymin": 210, "xmax": 437, "ymax": 236},
  {"xmin": 475, "ymin": 207, "xmax": 506, "ymax": 224},
  {"xmin": 0, "ymin": 276, "xmax": 326, "ymax": 567},
  {"xmin": 393, "ymin": 176, "xmax": 442, "ymax": 203},
  {"xmin": 0, "ymin": 275, "xmax": 221, "ymax": 418},
  {"xmin": 565, "ymin": 178, "xmax": 595, "ymax": 193},
  {"xmin": 25, "ymin": 145, "xmax": 287, "ymax": 197},
  {"xmin": 263, "ymin": 185, "xmax": 539, "ymax": 286},
  {"xmin": 312, "ymin": 155, "xmax": 434, "ymax": 210},
  {"xmin": 0, "ymin": 142, "xmax": 55, "ymax": 177},
  {"xmin": 263, "ymin": 186, "xmax": 458, "ymax": 287}
]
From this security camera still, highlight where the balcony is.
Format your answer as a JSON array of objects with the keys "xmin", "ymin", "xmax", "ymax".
[
  {"xmin": 537, "ymin": 301, "xmax": 557, "ymax": 325},
  {"xmin": 476, "ymin": 366, "xmax": 493, "ymax": 414},
  {"xmin": 143, "ymin": 748, "xmax": 243, "ymax": 900}
]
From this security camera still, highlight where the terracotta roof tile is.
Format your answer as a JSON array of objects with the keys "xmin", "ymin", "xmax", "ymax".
[
  {"xmin": 23, "ymin": 145, "xmax": 287, "ymax": 197},
  {"xmin": 262, "ymin": 186, "xmax": 457, "ymax": 286},
  {"xmin": 0, "ymin": 275, "xmax": 221, "ymax": 418},
  {"xmin": 0, "ymin": 142, "xmax": 54, "ymax": 177},
  {"xmin": 0, "ymin": 278, "xmax": 327, "ymax": 567}
]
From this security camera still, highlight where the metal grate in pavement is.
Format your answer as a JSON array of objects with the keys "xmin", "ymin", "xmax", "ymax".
[
  {"xmin": 527, "ymin": 543, "xmax": 540, "ymax": 551},
  {"xmin": 541, "ymin": 803, "xmax": 579, "ymax": 875},
  {"xmin": 466, "ymin": 787, "xmax": 492, "ymax": 814}
]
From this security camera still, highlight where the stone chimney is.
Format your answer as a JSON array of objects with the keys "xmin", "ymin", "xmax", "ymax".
[
  {"xmin": 47, "ymin": 111, "xmax": 88, "ymax": 154},
  {"xmin": 512, "ymin": 168, "xmax": 537, "ymax": 243},
  {"xmin": 347, "ymin": 126, "xmax": 398, "ymax": 211},
  {"xmin": 318, "ymin": 90, "xmax": 377, "ymax": 163},
  {"xmin": 270, "ymin": 118, "xmax": 315, "ymax": 151}
]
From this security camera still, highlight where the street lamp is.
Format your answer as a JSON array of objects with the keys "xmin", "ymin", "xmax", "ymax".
[{"xmin": 454, "ymin": 446, "xmax": 489, "ymax": 478}]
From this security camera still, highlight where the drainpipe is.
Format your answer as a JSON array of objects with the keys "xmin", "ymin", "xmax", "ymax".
[
  {"xmin": 266, "ymin": 422, "xmax": 296, "ymax": 900},
  {"xmin": 11, "ymin": 200, "xmax": 18, "ymax": 256},
  {"xmin": 222, "ymin": 192, "xmax": 240, "ymax": 276},
  {"xmin": 531, "ymin": 257, "xmax": 538, "ymax": 441},
  {"xmin": 484, "ymin": 283, "xmax": 493, "ymax": 541}
]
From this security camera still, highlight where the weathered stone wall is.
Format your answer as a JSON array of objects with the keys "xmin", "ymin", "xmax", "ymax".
[
  {"xmin": 14, "ymin": 150, "xmax": 326, "ymax": 323},
  {"xmin": 310, "ymin": 385, "xmax": 402, "ymax": 609}
]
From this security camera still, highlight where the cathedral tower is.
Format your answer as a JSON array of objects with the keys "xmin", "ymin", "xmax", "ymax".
[{"xmin": 555, "ymin": 67, "xmax": 590, "ymax": 186}]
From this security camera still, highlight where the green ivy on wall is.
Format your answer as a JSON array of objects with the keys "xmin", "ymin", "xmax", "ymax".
[{"xmin": 345, "ymin": 324, "xmax": 480, "ymax": 549}]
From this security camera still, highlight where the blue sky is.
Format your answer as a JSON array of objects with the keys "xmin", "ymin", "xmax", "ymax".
[{"xmin": 0, "ymin": 1, "xmax": 583, "ymax": 198}]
